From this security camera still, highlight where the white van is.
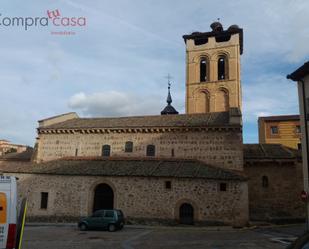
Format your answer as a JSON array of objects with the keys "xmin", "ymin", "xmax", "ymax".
[{"xmin": 0, "ymin": 176, "xmax": 17, "ymax": 249}]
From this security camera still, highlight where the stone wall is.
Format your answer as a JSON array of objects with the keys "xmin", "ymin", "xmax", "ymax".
[
  {"xmin": 36, "ymin": 130, "xmax": 243, "ymax": 171},
  {"xmin": 244, "ymin": 161, "xmax": 305, "ymax": 222},
  {"xmin": 6, "ymin": 173, "xmax": 248, "ymax": 226}
]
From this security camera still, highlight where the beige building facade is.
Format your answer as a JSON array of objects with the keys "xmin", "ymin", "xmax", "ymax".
[
  {"xmin": 183, "ymin": 22, "xmax": 242, "ymax": 114},
  {"xmin": 0, "ymin": 139, "xmax": 28, "ymax": 156}
]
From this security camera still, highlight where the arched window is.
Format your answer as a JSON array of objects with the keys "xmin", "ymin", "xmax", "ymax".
[
  {"xmin": 195, "ymin": 90, "xmax": 210, "ymax": 113},
  {"xmin": 215, "ymin": 89, "xmax": 229, "ymax": 112},
  {"xmin": 146, "ymin": 145, "xmax": 155, "ymax": 156},
  {"xmin": 125, "ymin": 141, "xmax": 133, "ymax": 153},
  {"xmin": 218, "ymin": 55, "xmax": 228, "ymax": 80},
  {"xmin": 200, "ymin": 57, "xmax": 208, "ymax": 82},
  {"xmin": 102, "ymin": 145, "xmax": 111, "ymax": 157},
  {"xmin": 262, "ymin": 176, "xmax": 269, "ymax": 188}
]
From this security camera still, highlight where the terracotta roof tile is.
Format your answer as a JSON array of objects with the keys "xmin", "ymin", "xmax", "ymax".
[
  {"xmin": 244, "ymin": 144, "xmax": 300, "ymax": 161},
  {"xmin": 39, "ymin": 112, "xmax": 234, "ymax": 130},
  {"xmin": 0, "ymin": 147, "xmax": 33, "ymax": 161},
  {"xmin": 0, "ymin": 157, "xmax": 246, "ymax": 181}
]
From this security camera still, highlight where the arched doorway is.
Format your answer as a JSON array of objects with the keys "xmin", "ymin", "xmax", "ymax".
[
  {"xmin": 179, "ymin": 203, "xmax": 194, "ymax": 225},
  {"xmin": 93, "ymin": 183, "xmax": 114, "ymax": 212}
]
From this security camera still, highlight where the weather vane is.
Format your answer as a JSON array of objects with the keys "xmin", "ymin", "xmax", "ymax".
[{"xmin": 165, "ymin": 73, "xmax": 172, "ymax": 89}]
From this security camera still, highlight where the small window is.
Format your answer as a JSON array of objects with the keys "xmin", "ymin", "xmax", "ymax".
[
  {"xmin": 75, "ymin": 148, "xmax": 78, "ymax": 156},
  {"xmin": 171, "ymin": 149, "xmax": 175, "ymax": 157},
  {"xmin": 296, "ymin": 125, "xmax": 301, "ymax": 134},
  {"xmin": 102, "ymin": 145, "xmax": 111, "ymax": 157},
  {"xmin": 262, "ymin": 176, "xmax": 269, "ymax": 188},
  {"xmin": 165, "ymin": 181, "xmax": 172, "ymax": 189},
  {"xmin": 215, "ymin": 34, "xmax": 231, "ymax": 43},
  {"xmin": 125, "ymin": 141, "xmax": 133, "ymax": 153},
  {"xmin": 298, "ymin": 143, "xmax": 302, "ymax": 150},
  {"xmin": 270, "ymin": 126, "xmax": 278, "ymax": 135},
  {"xmin": 92, "ymin": 210, "xmax": 104, "ymax": 217},
  {"xmin": 116, "ymin": 210, "xmax": 123, "ymax": 218},
  {"xmin": 104, "ymin": 210, "xmax": 114, "ymax": 218},
  {"xmin": 219, "ymin": 183, "xmax": 227, "ymax": 192},
  {"xmin": 194, "ymin": 38, "xmax": 208, "ymax": 46},
  {"xmin": 146, "ymin": 145, "xmax": 155, "ymax": 156},
  {"xmin": 40, "ymin": 192, "xmax": 48, "ymax": 209}
]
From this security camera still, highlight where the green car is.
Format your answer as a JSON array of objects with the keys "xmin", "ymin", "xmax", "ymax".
[{"xmin": 78, "ymin": 209, "xmax": 125, "ymax": 232}]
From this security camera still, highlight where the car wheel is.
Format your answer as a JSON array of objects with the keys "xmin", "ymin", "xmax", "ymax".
[
  {"xmin": 79, "ymin": 223, "xmax": 87, "ymax": 231},
  {"xmin": 108, "ymin": 224, "xmax": 116, "ymax": 232}
]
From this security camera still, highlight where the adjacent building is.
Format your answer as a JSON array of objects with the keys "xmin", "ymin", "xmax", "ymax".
[
  {"xmin": 287, "ymin": 61, "xmax": 309, "ymax": 227},
  {"xmin": 258, "ymin": 115, "xmax": 301, "ymax": 149},
  {"xmin": 244, "ymin": 144, "xmax": 303, "ymax": 221},
  {"xmin": 0, "ymin": 139, "xmax": 29, "ymax": 156}
]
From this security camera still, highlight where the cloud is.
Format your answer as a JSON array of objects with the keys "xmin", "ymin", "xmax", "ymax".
[
  {"xmin": 243, "ymin": 74, "xmax": 299, "ymax": 123},
  {"xmin": 68, "ymin": 91, "xmax": 167, "ymax": 117},
  {"xmin": 1, "ymin": 0, "xmax": 308, "ymax": 146}
]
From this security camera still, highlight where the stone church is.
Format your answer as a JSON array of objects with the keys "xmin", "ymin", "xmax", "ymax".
[{"xmin": 0, "ymin": 22, "xmax": 305, "ymax": 226}]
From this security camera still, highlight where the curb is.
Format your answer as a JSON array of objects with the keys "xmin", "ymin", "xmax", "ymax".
[
  {"xmin": 25, "ymin": 223, "xmax": 235, "ymax": 231},
  {"xmin": 25, "ymin": 222, "xmax": 304, "ymax": 231}
]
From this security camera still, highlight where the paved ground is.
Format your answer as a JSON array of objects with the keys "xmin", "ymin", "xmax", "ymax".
[{"xmin": 21, "ymin": 223, "xmax": 308, "ymax": 249}]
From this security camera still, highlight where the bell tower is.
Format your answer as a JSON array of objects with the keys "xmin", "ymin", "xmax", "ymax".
[{"xmin": 183, "ymin": 22, "xmax": 243, "ymax": 114}]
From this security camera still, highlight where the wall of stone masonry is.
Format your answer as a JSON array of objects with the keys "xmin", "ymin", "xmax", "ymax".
[
  {"xmin": 6, "ymin": 173, "xmax": 248, "ymax": 226},
  {"xmin": 36, "ymin": 130, "xmax": 243, "ymax": 171},
  {"xmin": 244, "ymin": 161, "xmax": 305, "ymax": 221}
]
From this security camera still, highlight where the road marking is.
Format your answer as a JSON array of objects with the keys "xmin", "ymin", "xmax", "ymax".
[
  {"xmin": 122, "ymin": 230, "xmax": 152, "ymax": 249},
  {"xmin": 270, "ymin": 237, "xmax": 297, "ymax": 245}
]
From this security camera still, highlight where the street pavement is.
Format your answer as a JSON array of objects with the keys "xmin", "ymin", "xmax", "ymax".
[{"xmin": 21, "ymin": 223, "xmax": 308, "ymax": 249}]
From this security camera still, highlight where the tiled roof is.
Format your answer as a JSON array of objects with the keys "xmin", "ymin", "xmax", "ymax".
[
  {"xmin": 244, "ymin": 144, "xmax": 300, "ymax": 161},
  {"xmin": 39, "ymin": 112, "xmax": 233, "ymax": 130},
  {"xmin": 258, "ymin": 115, "xmax": 299, "ymax": 122},
  {"xmin": 0, "ymin": 157, "xmax": 246, "ymax": 181},
  {"xmin": 0, "ymin": 147, "xmax": 33, "ymax": 161}
]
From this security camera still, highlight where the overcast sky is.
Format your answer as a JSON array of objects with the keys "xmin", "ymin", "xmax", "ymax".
[{"xmin": 0, "ymin": 0, "xmax": 308, "ymax": 146}]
